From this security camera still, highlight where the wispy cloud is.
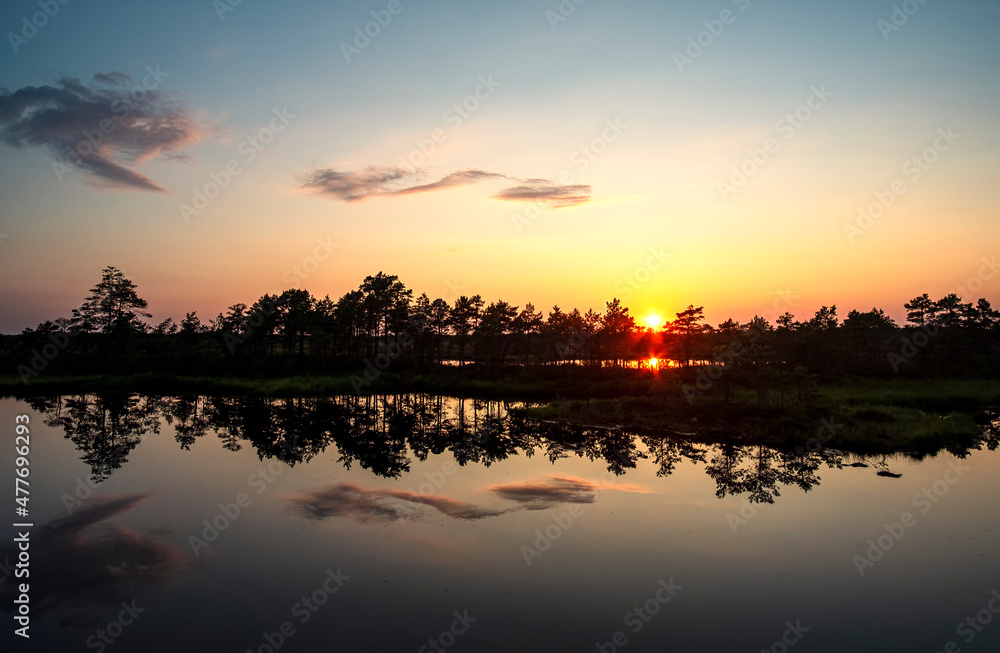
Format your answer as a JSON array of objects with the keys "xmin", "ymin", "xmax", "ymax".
[
  {"xmin": 287, "ymin": 482, "xmax": 510, "ymax": 524},
  {"xmin": 298, "ymin": 166, "xmax": 416, "ymax": 201},
  {"xmin": 488, "ymin": 476, "xmax": 598, "ymax": 510},
  {"xmin": 0, "ymin": 494, "xmax": 186, "ymax": 625},
  {"xmin": 392, "ymin": 169, "xmax": 509, "ymax": 196},
  {"xmin": 288, "ymin": 475, "xmax": 647, "ymax": 525},
  {"xmin": 299, "ymin": 164, "xmax": 592, "ymax": 206},
  {"xmin": 0, "ymin": 73, "xmax": 205, "ymax": 192},
  {"xmin": 493, "ymin": 180, "xmax": 592, "ymax": 208},
  {"xmin": 489, "ymin": 475, "xmax": 649, "ymax": 510}
]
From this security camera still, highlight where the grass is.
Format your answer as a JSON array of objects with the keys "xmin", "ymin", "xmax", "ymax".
[
  {"xmin": 0, "ymin": 366, "xmax": 656, "ymax": 399},
  {"xmin": 0, "ymin": 373, "xmax": 360, "ymax": 397},
  {"xmin": 512, "ymin": 379, "xmax": 998, "ymax": 454},
  {"xmin": 831, "ymin": 403, "xmax": 984, "ymax": 452},
  {"xmin": 817, "ymin": 377, "xmax": 1000, "ymax": 411}
]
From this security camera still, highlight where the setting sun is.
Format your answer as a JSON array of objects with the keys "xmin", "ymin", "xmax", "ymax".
[{"xmin": 643, "ymin": 312, "xmax": 664, "ymax": 330}]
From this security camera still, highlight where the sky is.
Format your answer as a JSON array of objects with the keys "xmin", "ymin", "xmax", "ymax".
[{"xmin": 1, "ymin": 0, "xmax": 998, "ymax": 333}]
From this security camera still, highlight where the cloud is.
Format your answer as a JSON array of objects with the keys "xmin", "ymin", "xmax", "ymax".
[
  {"xmin": 299, "ymin": 165, "xmax": 592, "ymax": 206},
  {"xmin": 0, "ymin": 494, "xmax": 187, "ymax": 626},
  {"xmin": 493, "ymin": 180, "xmax": 592, "ymax": 208},
  {"xmin": 299, "ymin": 166, "xmax": 416, "ymax": 201},
  {"xmin": 488, "ymin": 476, "xmax": 598, "ymax": 510},
  {"xmin": 287, "ymin": 483, "xmax": 510, "ymax": 524},
  {"xmin": 391, "ymin": 169, "xmax": 509, "ymax": 196},
  {"xmin": 489, "ymin": 475, "xmax": 650, "ymax": 510},
  {"xmin": 0, "ymin": 72, "xmax": 205, "ymax": 192},
  {"xmin": 288, "ymin": 476, "xmax": 649, "ymax": 525},
  {"xmin": 381, "ymin": 489, "xmax": 511, "ymax": 520}
]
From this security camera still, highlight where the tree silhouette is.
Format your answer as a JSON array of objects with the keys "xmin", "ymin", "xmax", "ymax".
[
  {"xmin": 71, "ymin": 266, "xmax": 150, "ymax": 335},
  {"xmin": 477, "ymin": 300, "xmax": 519, "ymax": 366},
  {"xmin": 360, "ymin": 272, "xmax": 412, "ymax": 357},
  {"xmin": 601, "ymin": 298, "xmax": 635, "ymax": 367},
  {"xmin": 513, "ymin": 303, "xmax": 543, "ymax": 365},
  {"xmin": 449, "ymin": 295, "xmax": 483, "ymax": 365},
  {"xmin": 904, "ymin": 293, "xmax": 934, "ymax": 326},
  {"xmin": 666, "ymin": 305, "xmax": 709, "ymax": 366}
]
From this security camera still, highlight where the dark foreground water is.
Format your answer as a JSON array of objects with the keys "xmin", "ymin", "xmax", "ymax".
[{"xmin": 1, "ymin": 394, "xmax": 999, "ymax": 653}]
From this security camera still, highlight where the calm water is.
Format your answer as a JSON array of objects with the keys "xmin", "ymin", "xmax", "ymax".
[{"xmin": 2, "ymin": 395, "xmax": 999, "ymax": 652}]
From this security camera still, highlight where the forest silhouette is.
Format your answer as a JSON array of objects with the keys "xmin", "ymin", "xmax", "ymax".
[{"xmin": 5, "ymin": 266, "xmax": 998, "ymax": 388}]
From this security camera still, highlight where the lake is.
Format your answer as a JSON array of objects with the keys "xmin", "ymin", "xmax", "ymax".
[{"xmin": 2, "ymin": 394, "xmax": 999, "ymax": 652}]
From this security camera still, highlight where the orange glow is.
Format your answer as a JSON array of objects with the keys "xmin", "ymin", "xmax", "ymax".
[
  {"xmin": 643, "ymin": 312, "xmax": 664, "ymax": 330},
  {"xmin": 647, "ymin": 357, "xmax": 660, "ymax": 370}
]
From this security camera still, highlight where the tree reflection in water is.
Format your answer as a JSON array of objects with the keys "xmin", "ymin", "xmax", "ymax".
[{"xmin": 24, "ymin": 395, "xmax": 1000, "ymax": 505}]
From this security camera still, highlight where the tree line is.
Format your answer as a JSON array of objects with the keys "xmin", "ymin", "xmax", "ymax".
[{"xmin": 5, "ymin": 265, "xmax": 999, "ymax": 381}]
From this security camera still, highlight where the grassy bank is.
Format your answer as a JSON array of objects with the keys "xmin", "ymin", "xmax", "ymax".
[
  {"xmin": 516, "ymin": 397, "xmax": 989, "ymax": 452},
  {"xmin": 515, "ymin": 378, "xmax": 999, "ymax": 454},
  {"xmin": 0, "ymin": 367, "xmax": 650, "ymax": 399}
]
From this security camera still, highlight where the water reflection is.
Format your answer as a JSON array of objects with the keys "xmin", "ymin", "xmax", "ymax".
[
  {"xmin": 0, "ymin": 493, "xmax": 188, "ymax": 626},
  {"xmin": 28, "ymin": 395, "xmax": 163, "ymax": 483},
  {"xmin": 288, "ymin": 482, "xmax": 513, "ymax": 523},
  {"xmin": 23, "ymin": 394, "xmax": 1000, "ymax": 506},
  {"xmin": 287, "ymin": 474, "xmax": 650, "ymax": 526}
]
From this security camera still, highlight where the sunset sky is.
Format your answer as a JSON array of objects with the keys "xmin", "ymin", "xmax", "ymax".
[{"xmin": 1, "ymin": 0, "xmax": 998, "ymax": 333}]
